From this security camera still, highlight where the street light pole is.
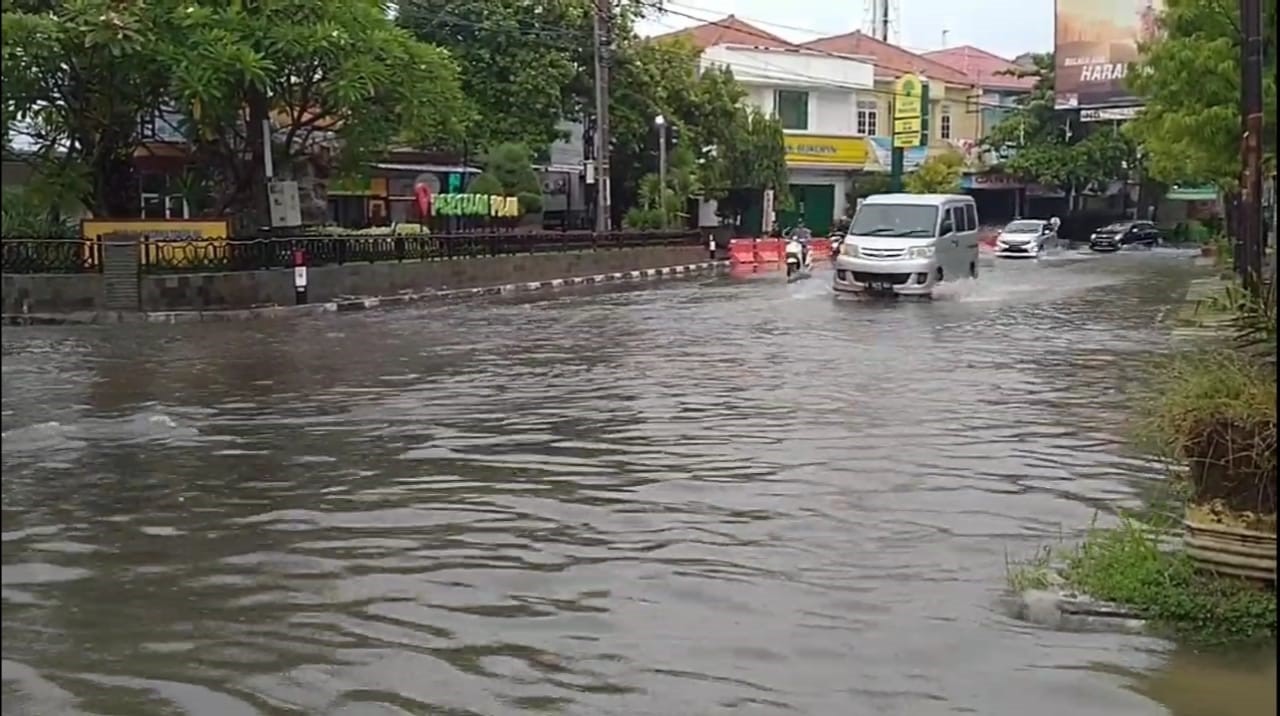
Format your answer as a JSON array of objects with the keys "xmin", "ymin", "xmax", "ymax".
[
  {"xmin": 655, "ymin": 114, "xmax": 668, "ymax": 222},
  {"xmin": 591, "ymin": 0, "xmax": 613, "ymax": 232}
]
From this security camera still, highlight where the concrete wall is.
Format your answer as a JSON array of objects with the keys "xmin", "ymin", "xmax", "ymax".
[
  {"xmin": 3, "ymin": 245, "xmax": 708, "ymax": 315},
  {"xmin": 3, "ymin": 273, "xmax": 105, "ymax": 314}
]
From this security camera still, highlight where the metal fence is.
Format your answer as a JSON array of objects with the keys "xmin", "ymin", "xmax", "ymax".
[
  {"xmin": 1, "ymin": 239, "xmax": 102, "ymax": 274},
  {"xmin": 1, "ymin": 231, "xmax": 701, "ymax": 275}
]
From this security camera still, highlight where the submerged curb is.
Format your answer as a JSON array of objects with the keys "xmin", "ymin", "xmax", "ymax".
[
  {"xmin": 1009, "ymin": 589, "xmax": 1148, "ymax": 635},
  {"xmin": 1170, "ymin": 275, "xmax": 1234, "ymax": 343},
  {"xmin": 4, "ymin": 261, "xmax": 729, "ymax": 326}
]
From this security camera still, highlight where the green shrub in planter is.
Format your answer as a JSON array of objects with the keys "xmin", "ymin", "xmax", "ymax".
[{"xmin": 1135, "ymin": 350, "xmax": 1276, "ymax": 515}]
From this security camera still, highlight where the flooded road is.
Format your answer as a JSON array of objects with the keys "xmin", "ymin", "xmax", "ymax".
[{"xmin": 2, "ymin": 249, "xmax": 1273, "ymax": 715}]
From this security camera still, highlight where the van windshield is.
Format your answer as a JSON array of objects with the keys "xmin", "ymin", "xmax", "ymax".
[{"xmin": 849, "ymin": 204, "xmax": 940, "ymax": 238}]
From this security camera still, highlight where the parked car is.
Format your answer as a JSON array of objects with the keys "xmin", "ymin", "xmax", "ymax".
[
  {"xmin": 994, "ymin": 219, "xmax": 1061, "ymax": 258},
  {"xmin": 1089, "ymin": 220, "xmax": 1161, "ymax": 252}
]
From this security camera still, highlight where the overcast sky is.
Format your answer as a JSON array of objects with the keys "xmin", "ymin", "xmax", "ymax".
[{"xmin": 636, "ymin": 0, "xmax": 1055, "ymax": 60}]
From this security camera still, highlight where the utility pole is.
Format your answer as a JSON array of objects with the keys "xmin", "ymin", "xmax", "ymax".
[
  {"xmin": 592, "ymin": 0, "xmax": 613, "ymax": 232},
  {"xmin": 1239, "ymin": 0, "xmax": 1264, "ymax": 295}
]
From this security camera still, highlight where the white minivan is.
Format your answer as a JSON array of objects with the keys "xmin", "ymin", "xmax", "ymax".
[{"xmin": 832, "ymin": 193, "xmax": 981, "ymax": 297}]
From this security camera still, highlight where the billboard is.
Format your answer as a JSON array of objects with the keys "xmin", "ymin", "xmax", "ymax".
[{"xmin": 1054, "ymin": 0, "xmax": 1163, "ymax": 110}]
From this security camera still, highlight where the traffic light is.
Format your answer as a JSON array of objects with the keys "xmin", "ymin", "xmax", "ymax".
[{"xmin": 669, "ymin": 124, "xmax": 681, "ymax": 146}]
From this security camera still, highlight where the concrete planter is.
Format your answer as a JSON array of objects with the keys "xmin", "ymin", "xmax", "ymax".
[{"xmin": 1183, "ymin": 505, "xmax": 1277, "ymax": 583}]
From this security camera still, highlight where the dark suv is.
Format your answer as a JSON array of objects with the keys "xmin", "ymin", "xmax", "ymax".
[{"xmin": 1089, "ymin": 221, "xmax": 1161, "ymax": 252}]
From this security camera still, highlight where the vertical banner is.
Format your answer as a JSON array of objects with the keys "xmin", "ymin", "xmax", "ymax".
[
  {"xmin": 892, "ymin": 74, "xmax": 924, "ymax": 148},
  {"xmin": 1054, "ymin": 0, "xmax": 1164, "ymax": 110}
]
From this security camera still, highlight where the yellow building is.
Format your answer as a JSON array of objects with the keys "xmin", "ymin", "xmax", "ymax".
[{"xmin": 802, "ymin": 31, "xmax": 986, "ymax": 170}]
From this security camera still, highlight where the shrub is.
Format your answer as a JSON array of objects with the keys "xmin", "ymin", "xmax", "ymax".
[
  {"xmin": 467, "ymin": 172, "xmax": 504, "ymax": 196},
  {"xmin": 1134, "ymin": 351, "xmax": 1276, "ymax": 514},
  {"xmin": 623, "ymin": 207, "xmax": 665, "ymax": 230},
  {"xmin": 472, "ymin": 142, "xmax": 543, "ymax": 215},
  {"xmin": 1, "ymin": 187, "xmax": 76, "ymax": 238}
]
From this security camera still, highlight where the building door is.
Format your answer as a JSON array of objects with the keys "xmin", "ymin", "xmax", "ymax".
[{"xmin": 777, "ymin": 184, "xmax": 835, "ymax": 236}]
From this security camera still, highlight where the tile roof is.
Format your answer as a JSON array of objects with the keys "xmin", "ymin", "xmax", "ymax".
[
  {"xmin": 801, "ymin": 31, "xmax": 974, "ymax": 86},
  {"xmin": 649, "ymin": 14, "xmax": 793, "ymax": 50},
  {"xmin": 922, "ymin": 45, "xmax": 1036, "ymax": 90}
]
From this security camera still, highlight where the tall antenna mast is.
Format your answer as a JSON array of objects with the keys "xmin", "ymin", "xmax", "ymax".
[{"xmin": 863, "ymin": 0, "xmax": 900, "ymax": 44}]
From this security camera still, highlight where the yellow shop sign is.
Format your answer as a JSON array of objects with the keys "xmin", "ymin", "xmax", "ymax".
[{"xmin": 784, "ymin": 135, "xmax": 869, "ymax": 167}]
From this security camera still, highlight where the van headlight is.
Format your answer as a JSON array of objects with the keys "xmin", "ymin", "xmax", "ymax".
[
  {"xmin": 842, "ymin": 243, "xmax": 859, "ymax": 257},
  {"xmin": 908, "ymin": 245, "xmax": 935, "ymax": 259}
]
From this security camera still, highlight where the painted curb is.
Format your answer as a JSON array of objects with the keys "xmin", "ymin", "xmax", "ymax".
[{"xmin": 3, "ymin": 261, "xmax": 729, "ymax": 326}]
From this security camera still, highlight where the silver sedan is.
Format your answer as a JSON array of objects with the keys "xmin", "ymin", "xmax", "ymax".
[{"xmin": 993, "ymin": 219, "xmax": 1061, "ymax": 258}]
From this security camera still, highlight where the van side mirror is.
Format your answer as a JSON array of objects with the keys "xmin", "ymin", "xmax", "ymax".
[{"xmin": 940, "ymin": 219, "xmax": 954, "ymax": 235}]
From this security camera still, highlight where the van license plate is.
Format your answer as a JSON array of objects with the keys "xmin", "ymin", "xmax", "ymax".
[{"xmin": 869, "ymin": 281, "xmax": 894, "ymax": 292}]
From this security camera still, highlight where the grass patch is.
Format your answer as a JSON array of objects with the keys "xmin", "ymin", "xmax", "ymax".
[
  {"xmin": 1005, "ymin": 544, "xmax": 1057, "ymax": 593},
  {"xmin": 1007, "ymin": 517, "xmax": 1277, "ymax": 647},
  {"xmin": 1064, "ymin": 519, "xmax": 1276, "ymax": 646}
]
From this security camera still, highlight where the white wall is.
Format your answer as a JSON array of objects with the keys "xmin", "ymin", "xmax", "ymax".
[
  {"xmin": 701, "ymin": 45, "xmax": 875, "ymax": 90},
  {"xmin": 701, "ymin": 45, "xmax": 874, "ymax": 137}
]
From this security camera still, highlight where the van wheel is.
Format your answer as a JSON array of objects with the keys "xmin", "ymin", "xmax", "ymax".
[
  {"xmin": 936, "ymin": 267, "xmax": 944, "ymax": 282},
  {"xmin": 969, "ymin": 261, "xmax": 977, "ymax": 279}
]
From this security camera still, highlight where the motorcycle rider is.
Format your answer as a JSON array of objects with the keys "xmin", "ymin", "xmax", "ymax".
[{"xmin": 788, "ymin": 219, "xmax": 813, "ymax": 267}]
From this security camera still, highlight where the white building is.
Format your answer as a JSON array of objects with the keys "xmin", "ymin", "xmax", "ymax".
[{"xmin": 698, "ymin": 43, "xmax": 877, "ymax": 233}]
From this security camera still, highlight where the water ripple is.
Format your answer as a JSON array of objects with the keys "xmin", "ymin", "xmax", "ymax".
[{"xmin": 3, "ymin": 253, "xmax": 1269, "ymax": 716}]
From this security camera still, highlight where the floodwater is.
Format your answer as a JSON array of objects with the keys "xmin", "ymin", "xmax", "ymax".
[{"xmin": 2, "ymin": 247, "xmax": 1274, "ymax": 716}]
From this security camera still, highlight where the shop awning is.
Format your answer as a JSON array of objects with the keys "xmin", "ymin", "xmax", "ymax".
[{"xmin": 1166, "ymin": 185, "xmax": 1219, "ymax": 201}]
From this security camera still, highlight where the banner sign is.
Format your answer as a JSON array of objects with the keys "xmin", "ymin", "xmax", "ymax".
[
  {"xmin": 1054, "ymin": 0, "xmax": 1164, "ymax": 110},
  {"xmin": 892, "ymin": 75, "xmax": 924, "ymax": 148}
]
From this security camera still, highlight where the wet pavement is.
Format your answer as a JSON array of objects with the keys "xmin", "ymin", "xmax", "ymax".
[{"xmin": 2, "ymin": 247, "xmax": 1274, "ymax": 716}]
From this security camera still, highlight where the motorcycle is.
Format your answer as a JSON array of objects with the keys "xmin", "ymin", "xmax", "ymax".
[
  {"xmin": 784, "ymin": 235, "xmax": 813, "ymax": 280},
  {"xmin": 829, "ymin": 234, "xmax": 845, "ymax": 261}
]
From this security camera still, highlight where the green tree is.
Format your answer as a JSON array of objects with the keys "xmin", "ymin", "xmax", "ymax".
[
  {"xmin": 472, "ymin": 142, "xmax": 543, "ymax": 214},
  {"xmin": 2, "ymin": 0, "xmax": 467, "ymax": 224},
  {"xmin": 397, "ymin": 0, "xmax": 591, "ymax": 155},
  {"xmin": 1125, "ymin": 0, "xmax": 1277, "ymax": 189},
  {"xmin": 622, "ymin": 145, "xmax": 703, "ymax": 229},
  {"xmin": 701, "ymin": 107, "xmax": 789, "ymax": 229},
  {"xmin": 905, "ymin": 151, "xmax": 964, "ymax": 194},
  {"xmin": 982, "ymin": 52, "xmax": 1135, "ymax": 209},
  {"xmin": 845, "ymin": 173, "xmax": 894, "ymax": 215},
  {"xmin": 608, "ymin": 37, "xmax": 787, "ymax": 226},
  {"xmin": 2, "ymin": 0, "xmax": 168, "ymax": 216},
  {"xmin": 163, "ymin": 0, "xmax": 466, "ymax": 225}
]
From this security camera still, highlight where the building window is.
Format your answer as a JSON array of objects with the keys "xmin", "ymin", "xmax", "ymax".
[
  {"xmin": 856, "ymin": 99, "xmax": 878, "ymax": 136},
  {"xmin": 939, "ymin": 104, "xmax": 953, "ymax": 140},
  {"xmin": 138, "ymin": 112, "xmax": 158, "ymax": 141},
  {"xmin": 775, "ymin": 90, "xmax": 809, "ymax": 131},
  {"xmin": 139, "ymin": 173, "xmax": 190, "ymax": 219}
]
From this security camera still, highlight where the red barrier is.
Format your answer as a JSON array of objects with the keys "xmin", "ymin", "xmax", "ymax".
[
  {"xmin": 728, "ymin": 238, "xmax": 757, "ymax": 265},
  {"xmin": 729, "ymin": 236, "xmax": 838, "ymax": 265},
  {"xmin": 755, "ymin": 238, "xmax": 783, "ymax": 264},
  {"xmin": 728, "ymin": 237, "xmax": 786, "ymax": 265},
  {"xmin": 809, "ymin": 238, "xmax": 833, "ymax": 260}
]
